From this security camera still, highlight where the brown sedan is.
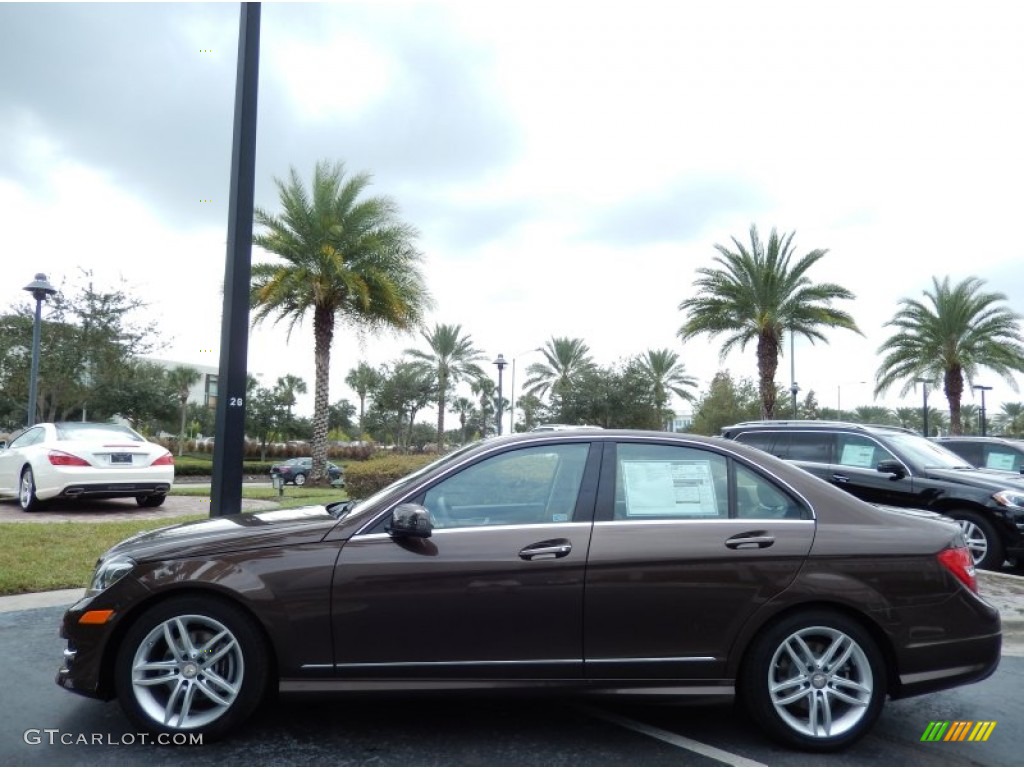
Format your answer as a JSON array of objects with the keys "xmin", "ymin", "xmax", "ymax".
[{"xmin": 56, "ymin": 431, "xmax": 1001, "ymax": 751}]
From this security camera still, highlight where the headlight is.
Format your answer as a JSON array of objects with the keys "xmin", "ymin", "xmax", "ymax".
[
  {"xmin": 87, "ymin": 556, "xmax": 136, "ymax": 596},
  {"xmin": 992, "ymin": 489, "xmax": 1024, "ymax": 509}
]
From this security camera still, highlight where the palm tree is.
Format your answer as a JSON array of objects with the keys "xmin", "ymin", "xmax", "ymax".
[
  {"xmin": 875, "ymin": 276, "xmax": 1024, "ymax": 435},
  {"xmin": 345, "ymin": 362, "xmax": 382, "ymax": 433},
  {"xmin": 523, "ymin": 337, "xmax": 595, "ymax": 416},
  {"xmin": 851, "ymin": 405, "xmax": 895, "ymax": 426},
  {"xmin": 678, "ymin": 225, "xmax": 860, "ymax": 419},
  {"xmin": 406, "ymin": 323, "xmax": 485, "ymax": 449},
  {"xmin": 251, "ymin": 160, "xmax": 432, "ymax": 484},
  {"xmin": 451, "ymin": 396, "xmax": 475, "ymax": 444},
  {"xmin": 994, "ymin": 402, "xmax": 1024, "ymax": 437},
  {"xmin": 274, "ymin": 374, "xmax": 307, "ymax": 426},
  {"xmin": 635, "ymin": 349, "xmax": 697, "ymax": 428},
  {"xmin": 166, "ymin": 366, "xmax": 201, "ymax": 456}
]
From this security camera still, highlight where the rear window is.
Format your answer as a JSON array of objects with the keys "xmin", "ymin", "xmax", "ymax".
[{"xmin": 55, "ymin": 423, "xmax": 145, "ymax": 442}]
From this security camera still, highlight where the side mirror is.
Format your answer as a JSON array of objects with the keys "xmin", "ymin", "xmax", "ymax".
[
  {"xmin": 876, "ymin": 459, "xmax": 906, "ymax": 479},
  {"xmin": 387, "ymin": 503, "xmax": 433, "ymax": 538}
]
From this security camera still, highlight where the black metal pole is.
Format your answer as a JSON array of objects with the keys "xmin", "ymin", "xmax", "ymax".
[
  {"xmin": 980, "ymin": 390, "xmax": 987, "ymax": 436},
  {"xmin": 27, "ymin": 297, "xmax": 43, "ymax": 427},
  {"xmin": 496, "ymin": 367, "xmax": 504, "ymax": 435},
  {"xmin": 922, "ymin": 384, "xmax": 929, "ymax": 437},
  {"xmin": 211, "ymin": 2, "xmax": 260, "ymax": 517}
]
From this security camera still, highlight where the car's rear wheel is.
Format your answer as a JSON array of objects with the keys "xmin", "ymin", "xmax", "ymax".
[
  {"xmin": 19, "ymin": 467, "xmax": 41, "ymax": 512},
  {"xmin": 136, "ymin": 494, "xmax": 167, "ymax": 508},
  {"xmin": 115, "ymin": 596, "xmax": 268, "ymax": 740},
  {"xmin": 293, "ymin": 472, "xmax": 306, "ymax": 486},
  {"xmin": 949, "ymin": 510, "xmax": 1004, "ymax": 570},
  {"xmin": 741, "ymin": 610, "xmax": 885, "ymax": 751}
]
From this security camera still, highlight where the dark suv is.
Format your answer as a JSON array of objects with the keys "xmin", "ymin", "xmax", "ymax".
[
  {"xmin": 933, "ymin": 436, "xmax": 1024, "ymax": 475},
  {"xmin": 721, "ymin": 420, "xmax": 1024, "ymax": 570}
]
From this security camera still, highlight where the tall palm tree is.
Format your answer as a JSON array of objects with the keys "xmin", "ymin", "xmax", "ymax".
[
  {"xmin": 875, "ymin": 276, "xmax": 1024, "ymax": 435},
  {"xmin": 406, "ymin": 323, "xmax": 485, "ymax": 449},
  {"xmin": 166, "ymin": 366, "xmax": 201, "ymax": 456},
  {"xmin": 251, "ymin": 161, "xmax": 432, "ymax": 484},
  {"xmin": 635, "ymin": 349, "xmax": 697, "ymax": 427},
  {"xmin": 678, "ymin": 225, "xmax": 860, "ymax": 419},
  {"xmin": 451, "ymin": 396, "xmax": 475, "ymax": 444},
  {"xmin": 345, "ymin": 362, "xmax": 382, "ymax": 433},
  {"xmin": 523, "ymin": 337, "xmax": 595, "ymax": 415}
]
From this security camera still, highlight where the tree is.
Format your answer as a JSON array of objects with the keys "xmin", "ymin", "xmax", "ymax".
[
  {"xmin": 850, "ymin": 405, "xmax": 896, "ymax": 426},
  {"xmin": 523, "ymin": 336, "xmax": 595, "ymax": 420},
  {"xmin": 167, "ymin": 366, "xmax": 201, "ymax": 456},
  {"xmin": 634, "ymin": 348, "xmax": 697, "ymax": 428},
  {"xmin": 689, "ymin": 371, "xmax": 761, "ymax": 436},
  {"xmin": 328, "ymin": 398, "xmax": 357, "ymax": 437},
  {"xmin": 406, "ymin": 323, "xmax": 485, "ymax": 449},
  {"xmin": 367, "ymin": 361, "xmax": 437, "ymax": 448},
  {"xmin": 994, "ymin": 402, "xmax": 1024, "ymax": 437},
  {"xmin": 345, "ymin": 362, "xmax": 383, "ymax": 431},
  {"xmin": 514, "ymin": 392, "xmax": 546, "ymax": 432},
  {"xmin": 450, "ymin": 396, "xmax": 476, "ymax": 444},
  {"xmin": 874, "ymin": 276, "xmax": 1024, "ymax": 435},
  {"xmin": 678, "ymin": 225, "xmax": 860, "ymax": 419},
  {"xmin": 251, "ymin": 160, "xmax": 432, "ymax": 484},
  {"xmin": 274, "ymin": 375, "xmax": 307, "ymax": 426},
  {"xmin": 245, "ymin": 376, "xmax": 284, "ymax": 461},
  {"xmin": 558, "ymin": 362, "xmax": 661, "ymax": 429}
]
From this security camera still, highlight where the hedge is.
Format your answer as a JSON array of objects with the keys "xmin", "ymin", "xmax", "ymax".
[{"xmin": 343, "ymin": 454, "xmax": 438, "ymax": 498}]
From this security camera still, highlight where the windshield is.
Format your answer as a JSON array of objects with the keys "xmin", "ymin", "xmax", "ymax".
[
  {"xmin": 342, "ymin": 441, "xmax": 484, "ymax": 519},
  {"xmin": 886, "ymin": 432, "xmax": 973, "ymax": 469}
]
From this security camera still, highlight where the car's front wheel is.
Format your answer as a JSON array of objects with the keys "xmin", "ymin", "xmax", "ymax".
[
  {"xmin": 949, "ymin": 510, "xmax": 1004, "ymax": 570},
  {"xmin": 19, "ymin": 467, "xmax": 41, "ymax": 512},
  {"xmin": 741, "ymin": 610, "xmax": 886, "ymax": 751},
  {"xmin": 114, "ymin": 596, "xmax": 269, "ymax": 739},
  {"xmin": 136, "ymin": 494, "xmax": 167, "ymax": 508}
]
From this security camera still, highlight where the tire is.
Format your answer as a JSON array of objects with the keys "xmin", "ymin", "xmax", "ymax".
[
  {"xmin": 949, "ymin": 510, "xmax": 1004, "ymax": 571},
  {"xmin": 19, "ymin": 467, "xmax": 41, "ymax": 512},
  {"xmin": 114, "ymin": 595, "xmax": 269, "ymax": 740},
  {"xmin": 740, "ymin": 610, "xmax": 886, "ymax": 751},
  {"xmin": 293, "ymin": 472, "xmax": 306, "ymax": 487},
  {"xmin": 136, "ymin": 494, "xmax": 167, "ymax": 508}
]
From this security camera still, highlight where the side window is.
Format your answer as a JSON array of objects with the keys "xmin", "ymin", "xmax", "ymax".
[
  {"xmin": 835, "ymin": 435, "xmax": 896, "ymax": 469},
  {"xmin": 9, "ymin": 427, "xmax": 44, "ymax": 449},
  {"xmin": 614, "ymin": 443, "xmax": 728, "ymax": 520},
  {"xmin": 984, "ymin": 447, "xmax": 1022, "ymax": 472},
  {"xmin": 423, "ymin": 444, "xmax": 589, "ymax": 528},
  {"xmin": 787, "ymin": 432, "xmax": 833, "ymax": 462},
  {"xmin": 734, "ymin": 463, "xmax": 807, "ymax": 519},
  {"xmin": 946, "ymin": 441, "xmax": 982, "ymax": 466},
  {"xmin": 734, "ymin": 432, "xmax": 777, "ymax": 454}
]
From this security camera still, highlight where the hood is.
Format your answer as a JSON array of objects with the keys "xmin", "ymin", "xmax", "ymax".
[
  {"xmin": 103, "ymin": 506, "xmax": 341, "ymax": 563},
  {"xmin": 920, "ymin": 466, "xmax": 1024, "ymax": 491}
]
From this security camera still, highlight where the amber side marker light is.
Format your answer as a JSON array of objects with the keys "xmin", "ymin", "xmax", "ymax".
[{"xmin": 79, "ymin": 610, "xmax": 114, "ymax": 625}]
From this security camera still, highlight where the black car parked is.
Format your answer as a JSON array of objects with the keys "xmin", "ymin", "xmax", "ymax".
[
  {"xmin": 721, "ymin": 420, "xmax": 1024, "ymax": 570},
  {"xmin": 933, "ymin": 436, "xmax": 1024, "ymax": 475},
  {"xmin": 269, "ymin": 457, "xmax": 344, "ymax": 486}
]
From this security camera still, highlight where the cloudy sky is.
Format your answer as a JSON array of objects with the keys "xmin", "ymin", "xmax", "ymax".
[{"xmin": 2, "ymin": 1, "xmax": 1023, "ymax": 425}]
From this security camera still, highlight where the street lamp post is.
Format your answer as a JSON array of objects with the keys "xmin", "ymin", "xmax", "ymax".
[
  {"xmin": 836, "ymin": 380, "xmax": 866, "ymax": 418},
  {"xmin": 974, "ymin": 385, "xmax": 993, "ymax": 436},
  {"xmin": 788, "ymin": 327, "xmax": 799, "ymax": 418},
  {"xmin": 915, "ymin": 378, "xmax": 931, "ymax": 437},
  {"xmin": 493, "ymin": 354, "xmax": 507, "ymax": 435},
  {"xmin": 22, "ymin": 273, "xmax": 57, "ymax": 427}
]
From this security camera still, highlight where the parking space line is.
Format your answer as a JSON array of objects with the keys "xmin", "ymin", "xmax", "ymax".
[{"xmin": 580, "ymin": 705, "xmax": 767, "ymax": 768}]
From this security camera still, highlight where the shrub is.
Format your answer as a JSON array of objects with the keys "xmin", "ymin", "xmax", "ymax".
[{"xmin": 344, "ymin": 454, "xmax": 438, "ymax": 498}]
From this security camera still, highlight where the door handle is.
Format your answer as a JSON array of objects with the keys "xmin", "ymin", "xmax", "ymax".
[
  {"xmin": 519, "ymin": 539, "xmax": 572, "ymax": 560},
  {"xmin": 725, "ymin": 534, "xmax": 775, "ymax": 550},
  {"xmin": 831, "ymin": 473, "xmax": 850, "ymax": 483}
]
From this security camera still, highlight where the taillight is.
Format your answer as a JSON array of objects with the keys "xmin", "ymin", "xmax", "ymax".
[
  {"xmin": 151, "ymin": 453, "xmax": 174, "ymax": 466},
  {"xmin": 937, "ymin": 546, "xmax": 977, "ymax": 593},
  {"xmin": 48, "ymin": 450, "xmax": 90, "ymax": 467}
]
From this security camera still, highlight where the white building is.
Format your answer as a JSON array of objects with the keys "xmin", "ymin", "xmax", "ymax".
[{"xmin": 144, "ymin": 357, "xmax": 220, "ymax": 409}]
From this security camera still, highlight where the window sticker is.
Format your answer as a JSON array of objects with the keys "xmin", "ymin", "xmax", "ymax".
[
  {"xmin": 986, "ymin": 452, "xmax": 1017, "ymax": 471},
  {"xmin": 840, "ymin": 443, "xmax": 876, "ymax": 468},
  {"xmin": 621, "ymin": 460, "xmax": 718, "ymax": 517}
]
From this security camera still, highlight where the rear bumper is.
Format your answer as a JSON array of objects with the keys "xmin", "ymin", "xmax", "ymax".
[
  {"xmin": 56, "ymin": 481, "xmax": 171, "ymax": 499},
  {"xmin": 893, "ymin": 631, "xmax": 1001, "ymax": 698}
]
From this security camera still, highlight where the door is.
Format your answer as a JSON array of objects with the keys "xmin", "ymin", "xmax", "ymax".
[
  {"xmin": 584, "ymin": 441, "xmax": 815, "ymax": 680},
  {"xmin": 331, "ymin": 441, "xmax": 599, "ymax": 679},
  {"xmin": 828, "ymin": 432, "xmax": 916, "ymax": 506}
]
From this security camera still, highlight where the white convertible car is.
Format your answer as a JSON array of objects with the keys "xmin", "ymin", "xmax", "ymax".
[{"xmin": 0, "ymin": 422, "xmax": 174, "ymax": 511}]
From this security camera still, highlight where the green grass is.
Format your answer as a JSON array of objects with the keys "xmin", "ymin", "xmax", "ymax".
[
  {"xmin": 0, "ymin": 516, "xmax": 203, "ymax": 595},
  {"xmin": 0, "ymin": 486, "xmax": 349, "ymax": 596}
]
